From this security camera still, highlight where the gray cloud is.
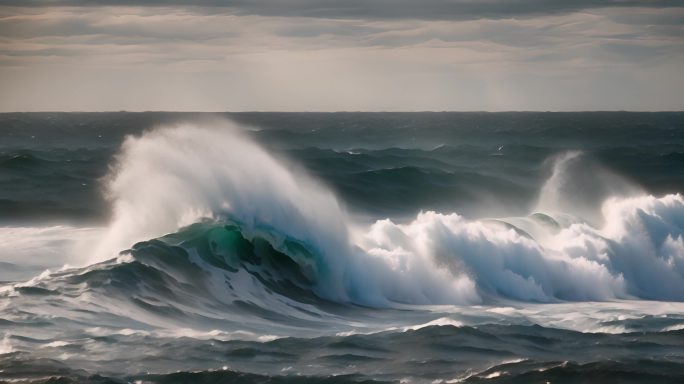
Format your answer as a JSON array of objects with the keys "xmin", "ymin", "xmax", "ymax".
[
  {"xmin": 1, "ymin": 1, "xmax": 682, "ymax": 20},
  {"xmin": 0, "ymin": 2, "xmax": 682, "ymax": 111}
]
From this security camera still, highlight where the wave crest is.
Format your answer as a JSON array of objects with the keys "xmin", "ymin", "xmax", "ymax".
[{"xmin": 89, "ymin": 121, "xmax": 684, "ymax": 306}]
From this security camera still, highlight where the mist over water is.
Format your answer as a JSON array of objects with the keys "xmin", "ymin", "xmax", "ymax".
[{"xmin": 1, "ymin": 112, "xmax": 683, "ymax": 383}]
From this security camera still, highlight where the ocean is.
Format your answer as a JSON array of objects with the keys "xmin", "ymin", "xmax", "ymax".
[{"xmin": 0, "ymin": 112, "xmax": 683, "ymax": 383}]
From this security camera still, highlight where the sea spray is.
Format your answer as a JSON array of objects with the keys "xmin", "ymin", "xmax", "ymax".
[
  {"xmin": 94, "ymin": 121, "xmax": 353, "ymax": 300},
  {"xmin": 536, "ymin": 151, "xmax": 644, "ymax": 225},
  {"xmin": 87, "ymin": 121, "xmax": 684, "ymax": 305},
  {"xmin": 92, "ymin": 121, "xmax": 483, "ymax": 305}
]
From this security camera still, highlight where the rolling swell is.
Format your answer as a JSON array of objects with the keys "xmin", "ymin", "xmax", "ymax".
[
  {"xmin": 2, "ymin": 121, "xmax": 679, "ymax": 319},
  {"xmin": 128, "ymin": 222, "xmax": 323, "ymax": 306},
  {"xmin": 2, "ymin": 324, "xmax": 683, "ymax": 383},
  {"xmin": 76, "ymin": 121, "xmax": 684, "ymax": 306},
  {"xmin": 2, "ymin": 112, "xmax": 684, "ymax": 222},
  {"xmin": 0, "ymin": 148, "xmax": 108, "ymax": 222},
  {"xmin": 41, "ymin": 221, "xmax": 345, "ymax": 333},
  {"xmin": 2, "ymin": 113, "xmax": 684, "ymax": 382}
]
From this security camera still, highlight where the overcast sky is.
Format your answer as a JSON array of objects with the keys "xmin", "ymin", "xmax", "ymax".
[{"xmin": 0, "ymin": 1, "xmax": 682, "ymax": 111}]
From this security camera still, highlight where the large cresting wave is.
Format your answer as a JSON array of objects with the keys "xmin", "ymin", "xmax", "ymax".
[{"xmin": 92, "ymin": 120, "xmax": 684, "ymax": 306}]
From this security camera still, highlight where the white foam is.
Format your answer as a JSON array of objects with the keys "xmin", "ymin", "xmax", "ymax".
[
  {"xmin": 359, "ymin": 191, "xmax": 684, "ymax": 303},
  {"xmin": 87, "ymin": 122, "xmax": 684, "ymax": 306},
  {"xmin": 93, "ymin": 120, "xmax": 355, "ymax": 301},
  {"xmin": 403, "ymin": 317, "xmax": 463, "ymax": 331},
  {"xmin": 0, "ymin": 226, "xmax": 103, "ymax": 281},
  {"xmin": 662, "ymin": 324, "xmax": 684, "ymax": 332},
  {"xmin": 42, "ymin": 341, "xmax": 71, "ymax": 348},
  {"xmin": 0, "ymin": 334, "xmax": 13, "ymax": 354}
]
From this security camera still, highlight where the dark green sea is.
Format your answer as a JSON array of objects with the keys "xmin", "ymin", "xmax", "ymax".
[{"xmin": 1, "ymin": 112, "xmax": 683, "ymax": 383}]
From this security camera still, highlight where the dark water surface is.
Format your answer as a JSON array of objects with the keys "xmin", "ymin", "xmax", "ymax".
[{"xmin": 0, "ymin": 112, "xmax": 683, "ymax": 383}]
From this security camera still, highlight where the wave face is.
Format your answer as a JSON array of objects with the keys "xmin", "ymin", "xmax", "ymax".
[
  {"xmin": 95, "ymin": 123, "xmax": 353, "ymax": 301},
  {"xmin": 1, "ymin": 112, "xmax": 684, "ymax": 383}
]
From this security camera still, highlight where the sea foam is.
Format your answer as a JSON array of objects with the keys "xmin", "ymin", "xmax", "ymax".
[{"xmin": 91, "ymin": 121, "xmax": 684, "ymax": 305}]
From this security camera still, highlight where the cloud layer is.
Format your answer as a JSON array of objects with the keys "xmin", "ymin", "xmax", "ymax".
[
  {"xmin": 4, "ymin": 1, "xmax": 683, "ymax": 20},
  {"xmin": 0, "ymin": 2, "xmax": 682, "ymax": 111}
]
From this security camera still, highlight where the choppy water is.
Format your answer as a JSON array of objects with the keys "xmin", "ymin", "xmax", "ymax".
[{"xmin": 1, "ymin": 112, "xmax": 683, "ymax": 383}]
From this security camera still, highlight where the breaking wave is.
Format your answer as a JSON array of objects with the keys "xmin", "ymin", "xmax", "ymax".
[{"xmin": 72, "ymin": 121, "xmax": 684, "ymax": 307}]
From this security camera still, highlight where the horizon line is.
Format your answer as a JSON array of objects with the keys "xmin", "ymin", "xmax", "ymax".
[{"xmin": 1, "ymin": 110, "xmax": 683, "ymax": 114}]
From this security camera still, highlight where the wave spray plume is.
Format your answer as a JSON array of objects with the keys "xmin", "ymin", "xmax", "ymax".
[{"xmin": 92, "ymin": 121, "xmax": 684, "ymax": 306}]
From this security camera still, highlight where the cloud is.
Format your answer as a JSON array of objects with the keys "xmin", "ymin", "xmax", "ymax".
[
  {"xmin": 1, "ymin": 1, "xmax": 682, "ymax": 20},
  {"xmin": 0, "ymin": 3, "xmax": 682, "ymax": 111}
]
